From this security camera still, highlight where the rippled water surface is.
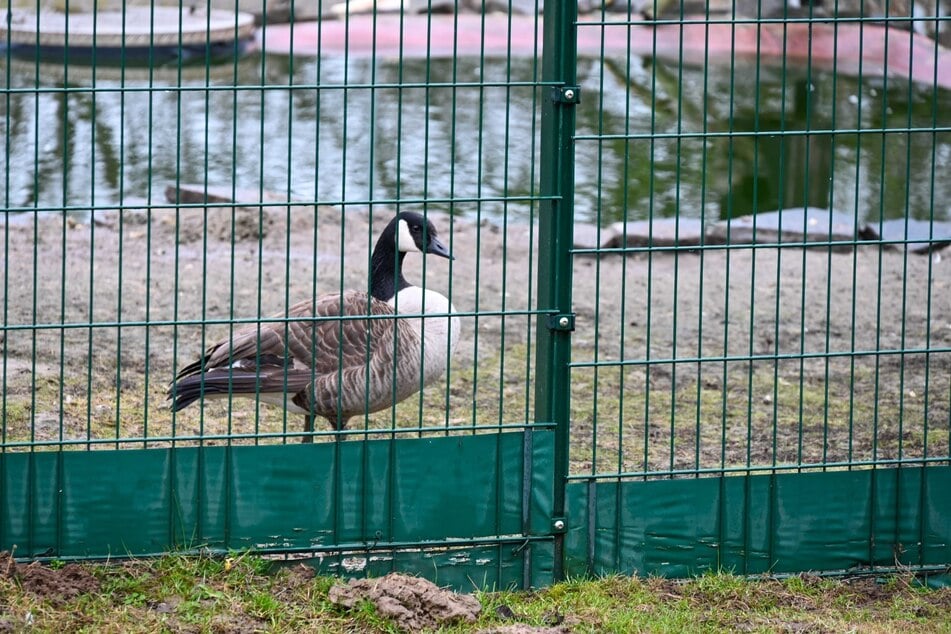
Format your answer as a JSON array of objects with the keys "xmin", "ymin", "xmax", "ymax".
[{"xmin": 2, "ymin": 50, "xmax": 949, "ymax": 223}]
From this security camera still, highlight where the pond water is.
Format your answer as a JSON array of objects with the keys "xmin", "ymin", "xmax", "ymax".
[{"xmin": 2, "ymin": 50, "xmax": 949, "ymax": 224}]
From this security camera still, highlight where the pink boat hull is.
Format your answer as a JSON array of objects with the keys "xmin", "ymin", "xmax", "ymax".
[{"xmin": 258, "ymin": 15, "xmax": 951, "ymax": 89}]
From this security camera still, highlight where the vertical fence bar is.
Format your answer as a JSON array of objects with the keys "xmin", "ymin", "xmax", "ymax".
[{"xmin": 536, "ymin": 0, "xmax": 577, "ymax": 582}]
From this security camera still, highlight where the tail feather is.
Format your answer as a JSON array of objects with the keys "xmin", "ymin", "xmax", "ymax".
[
  {"xmin": 166, "ymin": 368, "xmax": 313, "ymax": 412},
  {"xmin": 166, "ymin": 370, "xmax": 260, "ymax": 411},
  {"xmin": 173, "ymin": 357, "xmax": 209, "ymax": 382}
]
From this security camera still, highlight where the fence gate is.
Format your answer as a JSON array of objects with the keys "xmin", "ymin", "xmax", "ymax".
[
  {"xmin": 2, "ymin": 1, "xmax": 951, "ymax": 588},
  {"xmin": 0, "ymin": 2, "xmax": 561, "ymax": 590}
]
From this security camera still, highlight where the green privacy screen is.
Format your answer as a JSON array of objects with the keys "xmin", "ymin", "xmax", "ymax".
[
  {"xmin": 2, "ymin": 0, "xmax": 951, "ymax": 589},
  {"xmin": 4, "ymin": 436, "xmax": 947, "ymax": 584},
  {"xmin": 1, "ymin": 431, "xmax": 556, "ymax": 589},
  {"xmin": 565, "ymin": 467, "xmax": 951, "ymax": 579}
]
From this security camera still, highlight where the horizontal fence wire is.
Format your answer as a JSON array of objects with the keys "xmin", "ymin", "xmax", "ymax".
[
  {"xmin": 3, "ymin": 196, "xmax": 556, "ymax": 215},
  {"xmin": 0, "ymin": 421, "xmax": 557, "ymax": 451},
  {"xmin": 0, "ymin": 81, "xmax": 561, "ymax": 95},
  {"xmin": 566, "ymin": 455, "xmax": 951, "ymax": 481},
  {"xmin": 573, "ymin": 127, "xmax": 951, "ymax": 141},
  {"xmin": 1, "ymin": 308, "xmax": 549, "ymax": 333},
  {"xmin": 572, "ymin": 240, "xmax": 951, "ymax": 254}
]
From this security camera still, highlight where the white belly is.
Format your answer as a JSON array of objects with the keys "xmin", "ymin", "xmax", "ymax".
[{"xmin": 389, "ymin": 286, "xmax": 461, "ymax": 384}]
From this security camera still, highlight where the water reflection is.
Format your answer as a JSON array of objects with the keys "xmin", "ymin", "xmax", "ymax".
[
  {"xmin": 1, "ymin": 50, "xmax": 949, "ymax": 223},
  {"xmin": 578, "ymin": 57, "xmax": 951, "ymax": 223}
]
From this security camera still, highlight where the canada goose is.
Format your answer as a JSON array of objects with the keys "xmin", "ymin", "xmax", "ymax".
[{"xmin": 167, "ymin": 211, "xmax": 460, "ymax": 441}]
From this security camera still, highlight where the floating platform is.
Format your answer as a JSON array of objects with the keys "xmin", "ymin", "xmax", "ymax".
[{"xmin": 0, "ymin": 7, "xmax": 256, "ymax": 66}]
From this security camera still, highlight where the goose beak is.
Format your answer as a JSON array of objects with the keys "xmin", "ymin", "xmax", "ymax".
[{"xmin": 427, "ymin": 236, "xmax": 454, "ymax": 260}]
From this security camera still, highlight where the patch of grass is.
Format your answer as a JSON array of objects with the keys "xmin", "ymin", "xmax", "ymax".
[
  {"xmin": 5, "ymin": 340, "xmax": 948, "ymax": 476},
  {"xmin": 461, "ymin": 572, "xmax": 951, "ymax": 633},
  {"xmin": 3, "ymin": 554, "xmax": 950, "ymax": 633},
  {"xmin": 563, "ymin": 357, "xmax": 949, "ymax": 477}
]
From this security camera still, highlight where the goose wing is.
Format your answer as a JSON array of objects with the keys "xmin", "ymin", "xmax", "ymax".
[
  {"xmin": 171, "ymin": 290, "xmax": 401, "ymax": 398},
  {"xmin": 281, "ymin": 289, "xmax": 405, "ymax": 378}
]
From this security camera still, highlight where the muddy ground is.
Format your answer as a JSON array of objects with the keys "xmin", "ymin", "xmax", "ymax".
[{"xmin": 1, "ymin": 204, "xmax": 949, "ymax": 473}]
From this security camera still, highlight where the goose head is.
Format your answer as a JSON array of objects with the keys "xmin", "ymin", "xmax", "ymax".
[
  {"xmin": 370, "ymin": 212, "xmax": 453, "ymax": 302},
  {"xmin": 392, "ymin": 211, "xmax": 453, "ymax": 259}
]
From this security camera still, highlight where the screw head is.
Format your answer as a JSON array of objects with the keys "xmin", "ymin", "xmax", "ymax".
[
  {"xmin": 558, "ymin": 316, "xmax": 570, "ymax": 328},
  {"xmin": 553, "ymin": 519, "xmax": 566, "ymax": 531},
  {"xmin": 563, "ymin": 89, "xmax": 575, "ymax": 101}
]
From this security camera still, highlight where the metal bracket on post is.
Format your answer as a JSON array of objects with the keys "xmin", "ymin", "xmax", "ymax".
[
  {"xmin": 547, "ymin": 313, "xmax": 576, "ymax": 332},
  {"xmin": 551, "ymin": 86, "xmax": 581, "ymax": 105}
]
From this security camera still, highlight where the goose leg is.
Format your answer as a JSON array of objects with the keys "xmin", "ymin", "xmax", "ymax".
[
  {"xmin": 292, "ymin": 392, "xmax": 315, "ymax": 444},
  {"xmin": 336, "ymin": 417, "xmax": 349, "ymax": 441}
]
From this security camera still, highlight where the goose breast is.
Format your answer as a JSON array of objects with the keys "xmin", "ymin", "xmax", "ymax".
[{"xmin": 388, "ymin": 286, "xmax": 461, "ymax": 386}]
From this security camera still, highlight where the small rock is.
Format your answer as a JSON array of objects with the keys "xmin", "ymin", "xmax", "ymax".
[{"xmin": 91, "ymin": 214, "xmax": 116, "ymax": 229}]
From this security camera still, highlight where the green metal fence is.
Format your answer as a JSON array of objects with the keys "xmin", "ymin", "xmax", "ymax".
[{"xmin": 2, "ymin": 1, "xmax": 950, "ymax": 588}]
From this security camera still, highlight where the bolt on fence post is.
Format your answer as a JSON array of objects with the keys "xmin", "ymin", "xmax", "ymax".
[{"xmin": 537, "ymin": 0, "xmax": 579, "ymax": 583}]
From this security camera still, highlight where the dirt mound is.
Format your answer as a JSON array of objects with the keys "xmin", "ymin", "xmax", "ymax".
[
  {"xmin": 328, "ymin": 572, "xmax": 481, "ymax": 632},
  {"xmin": 0, "ymin": 551, "xmax": 99, "ymax": 604}
]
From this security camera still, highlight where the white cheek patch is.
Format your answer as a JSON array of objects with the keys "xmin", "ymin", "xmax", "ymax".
[{"xmin": 397, "ymin": 219, "xmax": 422, "ymax": 253}]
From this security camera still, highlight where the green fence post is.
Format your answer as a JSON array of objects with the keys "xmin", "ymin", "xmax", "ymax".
[{"xmin": 537, "ymin": 0, "xmax": 578, "ymax": 582}]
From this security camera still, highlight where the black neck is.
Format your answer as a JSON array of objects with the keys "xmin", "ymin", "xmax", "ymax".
[{"xmin": 369, "ymin": 226, "xmax": 410, "ymax": 302}]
